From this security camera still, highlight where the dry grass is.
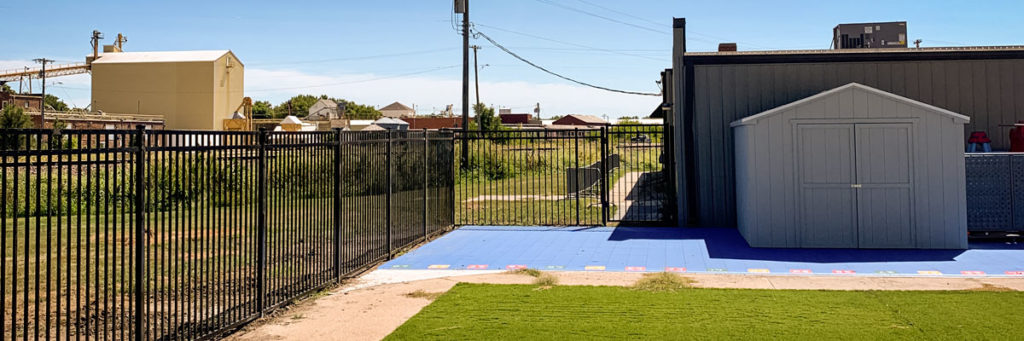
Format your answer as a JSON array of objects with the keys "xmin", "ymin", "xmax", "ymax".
[
  {"xmin": 533, "ymin": 273, "xmax": 559, "ymax": 287},
  {"xmin": 631, "ymin": 272, "xmax": 694, "ymax": 292},
  {"xmin": 507, "ymin": 268, "xmax": 543, "ymax": 277},
  {"xmin": 968, "ymin": 283, "xmax": 1016, "ymax": 292},
  {"xmin": 405, "ymin": 290, "xmax": 444, "ymax": 300}
]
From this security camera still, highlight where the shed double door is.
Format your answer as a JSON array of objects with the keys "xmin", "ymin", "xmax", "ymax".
[{"xmin": 797, "ymin": 123, "xmax": 914, "ymax": 248}]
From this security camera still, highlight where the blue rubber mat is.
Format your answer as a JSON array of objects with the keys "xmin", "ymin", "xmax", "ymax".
[{"xmin": 382, "ymin": 226, "xmax": 1024, "ymax": 276}]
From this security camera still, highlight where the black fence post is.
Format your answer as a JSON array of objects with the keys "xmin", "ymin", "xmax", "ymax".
[
  {"xmin": 600, "ymin": 127, "xmax": 609, "ymax": 226},
  {"xmin": 574, "ymin": 128, "xmax": 581, "ymax": 226},
  {"xmin": 423, "ymin": 129, "xmax": 429, "ymax": 241},
  {"xmin": 132, "ymin": 125, "xmax": 147, "ymax": 341},
  {"xmin": 333, "ymin": 128, "xmax": 343, "ymax": 280},
  {"xmin": 448, "ymin": 130, "xmax": 456, "ymax": 229},
  {"xmin": 386, "ymin": 130, "xmax": 393, "ymax": 258},
  {"xmin": 255, "ymin": 129, "xmax": 268, "ymax": 316}
]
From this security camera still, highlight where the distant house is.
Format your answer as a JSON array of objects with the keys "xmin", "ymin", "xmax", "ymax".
[
  {"xmin": 552, "ymin": 114, "xmax": 609, "ymax": 127},
  {"xmin": 307, "ymin": 98, "xmax": 341, "ymax": 120},
  {"xmin": 379, "ymin": 102, "xmax": 415, "ymax": 118},
  {"xmin": 373, "ymin": 117, "xmax": 409, "ymax": 131}
]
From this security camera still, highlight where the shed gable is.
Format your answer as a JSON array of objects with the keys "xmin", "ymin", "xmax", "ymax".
[{"xmin": 731, "ymin": 83, "xmax": 970, "ymax": 127}]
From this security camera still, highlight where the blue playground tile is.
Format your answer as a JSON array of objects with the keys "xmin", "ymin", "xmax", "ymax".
[{"xmin": 381, "ymin": 226, "xmax": 1024, "ymax": 277}]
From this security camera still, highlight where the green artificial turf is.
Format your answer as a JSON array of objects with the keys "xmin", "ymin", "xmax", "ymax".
[{"xmin": 386, "ymin": 283, "xmax": 1024, "ymax": 340}]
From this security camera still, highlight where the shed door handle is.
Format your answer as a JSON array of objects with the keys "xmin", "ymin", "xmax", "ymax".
[{"xmin": 851, "ymin": 184, "xmax": 863, "ymax": 188}]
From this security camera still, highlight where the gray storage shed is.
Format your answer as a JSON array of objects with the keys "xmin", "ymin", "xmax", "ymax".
[{"xmin": 732, "ymin": 83, "xmax": 969, "ymax": 249}]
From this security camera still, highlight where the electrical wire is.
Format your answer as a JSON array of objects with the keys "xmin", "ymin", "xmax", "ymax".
[
  {"xmin": 247, "ymin": 64, "xmax": 460, "ymax": 92},
  {"xmin": 474, "ymin": 23, "xmax": 663, "ymax": 61},
  {"xmin": 248, "ymin": 48, "xmax": 456, "ymax": 66},
  {"xmin": 570, "ymin": 0, "xmax": 770, "ymax": 49},
  {"xmin": 573, "ymin": 0, "xmax": 664, "ymax": 28},
  {"xmin": 474, "ymin": 30, "xmax": 659, "ymax": 97},
  {"xmin": 532, "ymin": 0, "xmax": 668, "ymax": 36}
]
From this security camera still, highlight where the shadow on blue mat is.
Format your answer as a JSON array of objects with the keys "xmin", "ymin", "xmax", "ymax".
[{"xmin": 608, "ymin": 227, "xmax": 1022, "ymax": 263}]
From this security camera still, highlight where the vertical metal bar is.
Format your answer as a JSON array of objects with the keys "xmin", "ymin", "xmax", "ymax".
[
  {"xmin": 454, "ymin": 130, "xmax": 458, "ymax": 228},
  {"xmin": 574, "ymin": 128, "xmax": 580, "ymax": 226},
  {"xmin": 385, "ymin": 130, "xmax": 393, "ymax": 257},
  {"xmin": 601, "ymin": 127, "xmax": 609, "ymax": 226},
  {"xmin": 132, "ymin": 126, "xmax": 147, "ymax": 341},
  {"xmin": 255, "ymin": 130, "xmax": 268, "ymax": 315},
  {"xmin": 333, "ymin": 129, "xmax": 343, "ymax": 280},
  {"xmin": 423, "ymin": 129, "xmax": 429, "ymax": 240}
]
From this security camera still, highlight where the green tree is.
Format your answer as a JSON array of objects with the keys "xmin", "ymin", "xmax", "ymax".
[
  {"xmin": 273, "ymin": 94, "xmax": 320, "ymax": 118},
  {"xmin": 1, "ymin": 84, "xmax": 13, "ymax": 94},
  {"xmin": 332, "ymin": 98, "xmax": 381, "ymax": 120},
  {"xmin": 473, "ymin": 103, "xmax": 502, "ymax": 131},
  {"xmin": 1, "ymin": 104, "xmax": 34, "ymax": 149},
  {"xmin": 44, "ymin": 94, "xmax": 69, "ymax": 112},
  {"xmin": 252, "ymin": 100, "xmax": 274, "ymax": 118}
]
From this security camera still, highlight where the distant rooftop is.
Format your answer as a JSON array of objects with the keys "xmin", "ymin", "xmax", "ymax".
[{"xmin": 92, "ymin": 50, "xmax": 240, "ymax": 64}]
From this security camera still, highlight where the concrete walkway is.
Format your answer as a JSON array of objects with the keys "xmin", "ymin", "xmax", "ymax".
[{"xmin": 382, "ymin": 226, "xmax": 1024, "ymax": 277}]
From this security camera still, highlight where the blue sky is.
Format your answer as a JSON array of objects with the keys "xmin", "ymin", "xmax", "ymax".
[{"xmin": 2, "ymin": 0, "xmax": 1023, "ymax": 118}]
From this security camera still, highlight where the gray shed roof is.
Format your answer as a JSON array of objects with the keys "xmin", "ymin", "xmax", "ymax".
[{"xmin": 730, "ymin": 83, "xmax": 971, "ymax": 127}]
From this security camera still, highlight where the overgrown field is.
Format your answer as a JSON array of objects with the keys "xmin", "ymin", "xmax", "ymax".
[{"xmin": 454, "ymin": 133, "xmax": 667, "ymax": 226}]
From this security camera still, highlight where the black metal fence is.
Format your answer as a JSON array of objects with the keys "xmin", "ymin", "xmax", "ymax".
[
  {"xmin": 1, "ymin": 127, "xmax": 454, "ymax": 340},
  {"xmin": 454, "ymin": 125, "xmax": 671, "ymax": 226}
]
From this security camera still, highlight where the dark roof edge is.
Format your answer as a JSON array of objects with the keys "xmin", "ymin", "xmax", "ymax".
[{"xmin": 684, "ymin": 49, "xmax": 1024, "ymax": 65}]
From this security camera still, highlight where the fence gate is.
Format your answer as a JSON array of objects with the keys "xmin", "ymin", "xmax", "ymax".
[{"xmin": 454, "ymin": 125, "xmax": 673, "ymax": 226}]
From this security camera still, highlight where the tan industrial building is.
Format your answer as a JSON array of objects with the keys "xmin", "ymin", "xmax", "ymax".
[{"xmin": 90, "ymin": 50, "xmax": 244, "ymax": 130}]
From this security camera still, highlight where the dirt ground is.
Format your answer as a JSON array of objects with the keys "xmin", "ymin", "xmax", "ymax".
[{"xmin": 226, "ymin": 270, "xmax": 1024, "ymax": 341}]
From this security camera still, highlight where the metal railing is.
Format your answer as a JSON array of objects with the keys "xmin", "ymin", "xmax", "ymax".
[
  {"xmin": 966, "ymin": 153, "xmax": 1024, "ymax": 232},
  {"xmin": 1, "ymin": 127, "xmax": 454, "ymax": 340},
  {"xmin": 454, "ymin": 125, "xmax": 671, "ymax": 226}
]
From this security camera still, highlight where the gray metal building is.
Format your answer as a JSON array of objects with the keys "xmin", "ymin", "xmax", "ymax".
[
  {"xmin": 669, "ymin": 18, "xmax": 1024, "ymax": 229},
  {"xmin": 733, "ymin": 83, "xmax": 969, "ymax": 249}
]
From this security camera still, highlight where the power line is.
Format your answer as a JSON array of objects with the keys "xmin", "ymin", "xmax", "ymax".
[
  {"xmin": 248, "ymin": 48, "xmax": 456, "ymax": 66},
  {"xmin": 573, "ymin": 0, "xmax": 664, "ymax": 28},
  {"xmin": 474, "ymin": 30, "xmax": 659, "ymax": 97},
  {"xmin": 570, "ymin": 0, "xmax": 770, "ymax": 49},
  {"xmin": 247, "ymin": 64, "xmax": 460, "ymax": 92},
  {"xmin": 532, "ymin": 0, "xmax": 668, "ymax": 36},
  {"xmin": 474, "ymin": 23, "xmax": 663, "ymax": 61}
]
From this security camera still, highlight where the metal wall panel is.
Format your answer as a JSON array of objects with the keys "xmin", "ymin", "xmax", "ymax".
[{"xmin": 689, "ymin": 59, "xmax": 1024, "ymax": 227}]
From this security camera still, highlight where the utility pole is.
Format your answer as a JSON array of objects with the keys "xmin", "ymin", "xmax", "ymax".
[
  {"xmin": 34, "ymin": 58, "xmax": 54, "ymax": 123},
  {"xmin": 458, "ymin": 0, "xmax": 470, "ymax": 168},
  {"xmin": 471, "ymin": 45, "xmax": 481, "ymax": 108}
]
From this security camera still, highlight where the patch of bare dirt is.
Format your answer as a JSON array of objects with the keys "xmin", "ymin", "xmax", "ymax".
[{"xmin": 227, "ymin": 270, "xmax": 1024, "ymax": 341}]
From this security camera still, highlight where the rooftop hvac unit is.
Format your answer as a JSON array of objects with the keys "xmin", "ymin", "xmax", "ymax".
[{"xmin": 833, "ymin": 22, "xmax": 907, "ymax": 49}]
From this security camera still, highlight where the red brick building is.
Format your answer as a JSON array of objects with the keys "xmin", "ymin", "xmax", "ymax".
[{"xmin": 0, "ymin": 92, "xmax": 43, "ymax": 112}]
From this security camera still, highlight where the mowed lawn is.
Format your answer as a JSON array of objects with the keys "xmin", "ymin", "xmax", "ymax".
[{"xmin": 387, "ymin": 283, "xmax": 1024, "ymax": 340}]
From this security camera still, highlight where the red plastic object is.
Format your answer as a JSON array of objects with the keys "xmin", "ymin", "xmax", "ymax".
[
  {"xmin": 1011, "ymin": 123, "xmax": 1024, "ymax": 152},
  {"xmin": 968, "ymin": 131, "xmax": 991, "ymax": 144}
]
